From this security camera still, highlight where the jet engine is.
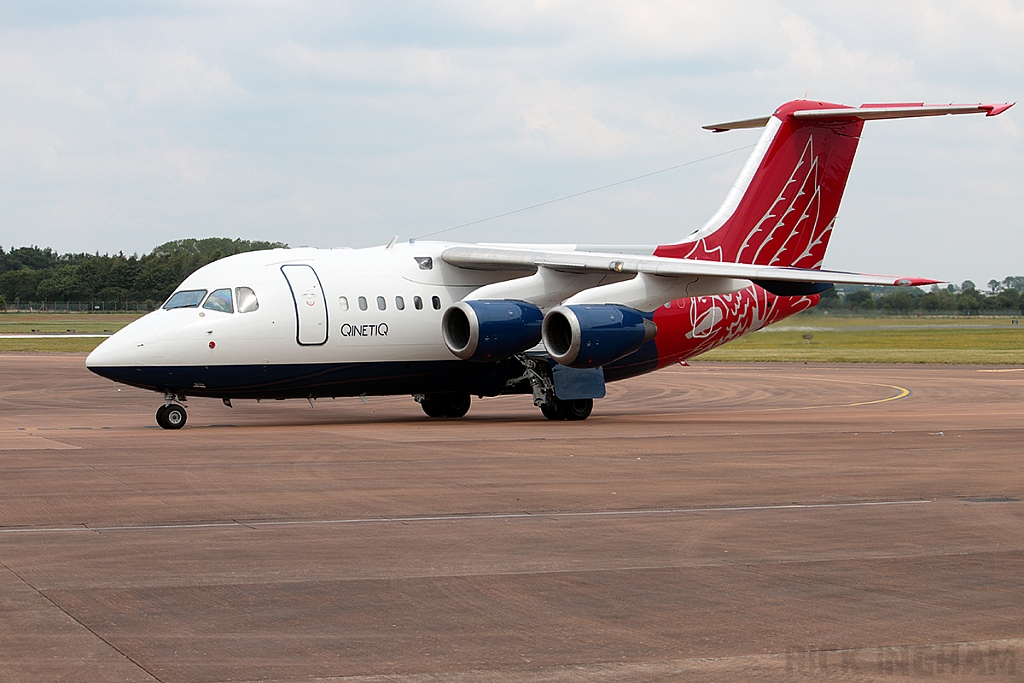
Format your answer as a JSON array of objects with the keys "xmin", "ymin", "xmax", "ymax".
[
  {"xmin": 542, "ymin": 304, "xmax": 658, "ymax": 369},
  {"xmin": 442, "ymin": 299, "xmax": 544, "ymax": 362}
]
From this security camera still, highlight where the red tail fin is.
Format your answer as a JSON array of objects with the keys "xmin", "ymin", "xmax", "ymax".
[
  {"xmin": 657, "ymin": 99, "xmax": 1013, "ymax": 267},
  {"xmin": 656, "ymin": 100, "xmax": 862, "ymax": 268}
]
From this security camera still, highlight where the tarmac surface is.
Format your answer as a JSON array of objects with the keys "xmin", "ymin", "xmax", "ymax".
[{"xmin": 1, "ymin": 354, "xmax": 1023, "ymax": 682}]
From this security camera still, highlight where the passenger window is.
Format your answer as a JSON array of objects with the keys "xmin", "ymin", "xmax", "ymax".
[
  {"xmin": 413, "ymin": 296, "xmax": 423, "ymax": 310},
  {"xmin": 203, "ymin": 288, "xmax": 234, "ymax": 313},
  {"xmin": 377, "ymin": 296, "xmax": 386, "ymax": 311},
  {"xmin": 163, "ymin": 289, "xmax": 207, "ymax": 310},
  {"xmin": 395, "ymin": 296, "xmax": 405, "ymax": 311},
  {"xmin": 339, "ymin": 296, "xmax": 349, "ymax": 312},
  {"xmin": 236, "ymin": 287, "xmax": 259, "ymax": 313},
  {"xmin": 358, "ymin": 296, "xmax": 368, "ymax": 311},
  {"xmin": 432, "ymin": 295, "xmax": 441, "ymax": 310}
]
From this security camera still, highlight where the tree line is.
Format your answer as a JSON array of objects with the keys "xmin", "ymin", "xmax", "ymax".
[
  {"xmin": 0, "ymin": 238, "xmax": 286, "ymax": 310},
  {"xmin": 1, "ymin": 239, "xmax": 1020, "ymax": 315},
  {"xmin": 822, "ymin": 278, "xmax": 1024, "ymax": 315}
]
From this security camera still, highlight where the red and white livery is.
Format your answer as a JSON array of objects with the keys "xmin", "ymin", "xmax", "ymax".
[{"xmin": 87, "ymin": 99, "xmax": 1013, "ymax": 427}]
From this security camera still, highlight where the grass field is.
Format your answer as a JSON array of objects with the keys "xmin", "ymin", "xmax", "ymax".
[
  {"xmin": 700, "ymin": 314, "xmax": 1024, "ymax": 364},
  {"xmin": 1, "ymin": 312, "xmax": 1022, "ymax": 363},
  {"xmin": 0, "ymin": 312, "xmax": 142, "ymax": 333},
  {"xmin": 0, "ymin": 313, "xmax": 141, "ymax": 353}
]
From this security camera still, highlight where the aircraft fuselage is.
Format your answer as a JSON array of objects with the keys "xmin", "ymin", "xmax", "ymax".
[{"xmin": 86, "ymin": 241, "xmax": 812, "ymax": 402}]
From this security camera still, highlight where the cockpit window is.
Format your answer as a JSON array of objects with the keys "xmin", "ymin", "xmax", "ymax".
[
  {"xmin": 163, "ymin": 290, "xmax": 207, "ymax": 310},
  {"xmin": 236, "ymin": 287, "xmax": 259, "ymax": 313},
  {"xmin": 203, "ymin": 288, "xmax": 234, "ymax": 313}
]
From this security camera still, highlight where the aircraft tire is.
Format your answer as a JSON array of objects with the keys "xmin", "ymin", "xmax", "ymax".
[
  {"xmin": 420, "ymin": 393, "xmax": 470, "ymax": 418},
  {"xmin": 540, "ymin": 403, "xmax": 564, "ymax": 420},
  {"xmin": 156, "ymin": 404, "xmax": 187, "ymax": 430},
  {"xmin": 556, "ymin": 398, "xmax": 593, "ymax": 421},
  {"xmin": 420, "ymin": 397, "xmax": 447, "ymax": 418},
  {"xmin": 443, "ymin": 393, "xmax": 471, "ymax": 418}
]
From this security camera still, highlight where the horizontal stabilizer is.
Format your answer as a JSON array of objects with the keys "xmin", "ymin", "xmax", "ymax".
[
  {"xmin": 704, "ymin": 102, "xmax": 1013, "ymax": 132},
  {"xmin": 794, "ymin": 103, "xmax": 1014, "ymax": 122},
  {"xmin": 702, "ymin": 115, "xmax": 771, "ymax": 132}
]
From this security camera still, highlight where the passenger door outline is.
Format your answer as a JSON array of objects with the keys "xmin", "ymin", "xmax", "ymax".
[{"xmin": 281, "ymin": 264, "xmax": 328, "ymax": 346}]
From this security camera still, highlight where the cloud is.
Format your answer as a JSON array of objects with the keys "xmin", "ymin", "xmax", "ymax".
[
  {"xmin": 274, "ymin": 43, "xmax": 460, "ymax": 90},
  {"xmin": 134, "ymin": 50, "xmax": 242, "ymax": 103},
  {"xmin": 0, "ymin": 1, "xmax": 1019, "ymax": 283},
  {"xmin": 504, "ymin": 80, "xmax": 649, "ymax": 158}
]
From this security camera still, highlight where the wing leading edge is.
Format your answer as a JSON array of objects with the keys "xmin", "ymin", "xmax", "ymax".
[
  {"xmin": 441, "ymin": 245, "xmax": 937, "ymax": 288},
  {"xmin": 441, "ymin": 244, "xmax": 936, "ymax": 311}
]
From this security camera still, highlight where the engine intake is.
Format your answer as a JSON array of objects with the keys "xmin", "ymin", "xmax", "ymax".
[
  {"xmin": 543, "ymin": 304, "xmax": 657, "ymax": 368},
  {"xmin": 442, "ymin": 299, "xmax": 543, "ymax": 362}
]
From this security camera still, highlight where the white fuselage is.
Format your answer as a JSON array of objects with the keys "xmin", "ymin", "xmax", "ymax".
[{"xmin": 88, "ymin": 242, "xmax": 533, "ymax": 370}]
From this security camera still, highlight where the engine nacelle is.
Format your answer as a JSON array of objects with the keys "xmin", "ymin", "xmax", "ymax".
[
  {"xmin": 542, "ymin": 304, "xmax": 658, "ymax": 368},
  {"xmin": 442, "ymin": 299, "xmax": 544, "ymax": 362}
]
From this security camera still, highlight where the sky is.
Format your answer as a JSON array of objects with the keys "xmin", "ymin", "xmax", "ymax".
[{"xmin": 0, "ymin": 0, "xmax": 1020, "ymax": 284}]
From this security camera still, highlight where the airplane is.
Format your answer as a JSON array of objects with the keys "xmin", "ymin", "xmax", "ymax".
[{"xmin": 86, "ymin": 99, "xmax": 1013, "ymax": 429}]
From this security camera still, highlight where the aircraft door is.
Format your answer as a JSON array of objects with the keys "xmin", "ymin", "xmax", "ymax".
[{"xmin": 281, "ymin": 264, "xmax": 328, "ymax": 345}]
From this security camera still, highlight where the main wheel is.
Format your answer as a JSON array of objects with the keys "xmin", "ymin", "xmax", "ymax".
[
  {"xmin": 156, "ymin": 403, "xmax": 187, "ymax": 430},
  {"xmin": 540, "ymin": 403, "xmax": 563, "ymax": 420},
  {"xmin": 443, "ymin": 393, "xmax": 471, "ymax": 418},
  {"xmin": 420, "ymin": 393, "xmax": 471, "ymax": 418},
  {"xmin": 420, "ymin": 396, "xmax": 447, "ymax": 418},
  {"xmin": 556, "ymin": 398, "xmax": 593, "ymax": 421}
]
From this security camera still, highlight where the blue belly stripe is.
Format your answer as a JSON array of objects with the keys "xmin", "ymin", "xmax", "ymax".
[{"xmin": 90, "ymin": 334, "xmax": 659, "ymax": 400}]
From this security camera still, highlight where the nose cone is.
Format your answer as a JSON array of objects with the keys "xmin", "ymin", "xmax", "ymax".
[{"xmin": 86, "ymin": 319, "xmax": 158, "ymax": 377}]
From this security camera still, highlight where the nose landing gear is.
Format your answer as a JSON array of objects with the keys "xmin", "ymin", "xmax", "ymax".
[{"xmin": 156, "ymin": 395, "xmax": 188, "ymax": 429}]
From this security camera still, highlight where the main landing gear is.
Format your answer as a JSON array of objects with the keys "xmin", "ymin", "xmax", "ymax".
[
  {"xmin": 505, "ymin": 354, "xmax": 595, "ymax": 421},
  {"xmin": 540, "ymin": 397, "xmax": 593, "ymax": 421},
  {"xmin": 156, "ymin": 393, "xmax": 188, "ymax": 429},
  {"xmin": 417, "ymin": 393, "xmax": 472, "ymax": 418}
]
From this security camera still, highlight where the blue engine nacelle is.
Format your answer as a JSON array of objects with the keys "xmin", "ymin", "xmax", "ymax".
[
  {"xmin": 542, "ymin": 304, "xmax": 658, "ymax": 368},
  {"xmin": 442, "ymin": 299, "xmax": 544, "ymax": 362}
]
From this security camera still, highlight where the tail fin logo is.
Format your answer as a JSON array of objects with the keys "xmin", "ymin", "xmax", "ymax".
[
  {"xmin": 674, "ymin": 133, "xmax": 833, "ymax": 268},
  {"xmin": 740, "ymin": 136, "xmax": 825, "ymax": 268},
  {"xmin": 657, "ymin": 102, "xmax": 865, "ymax": 268}
]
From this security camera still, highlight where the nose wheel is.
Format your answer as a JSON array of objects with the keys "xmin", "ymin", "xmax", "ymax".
[{"xmin": 156, "ymin": 403, "xmax": 187, "ymax": 429}]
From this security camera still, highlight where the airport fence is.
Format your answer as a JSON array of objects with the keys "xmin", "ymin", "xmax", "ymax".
[{"xmin": 0, "ymin": 301, "xmax": 155, "ymax": 313}]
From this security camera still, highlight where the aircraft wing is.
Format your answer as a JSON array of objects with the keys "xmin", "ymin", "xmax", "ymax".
[{"xmin": 441, "ymin": 245, "xmax": 938, "ymax": 288}]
